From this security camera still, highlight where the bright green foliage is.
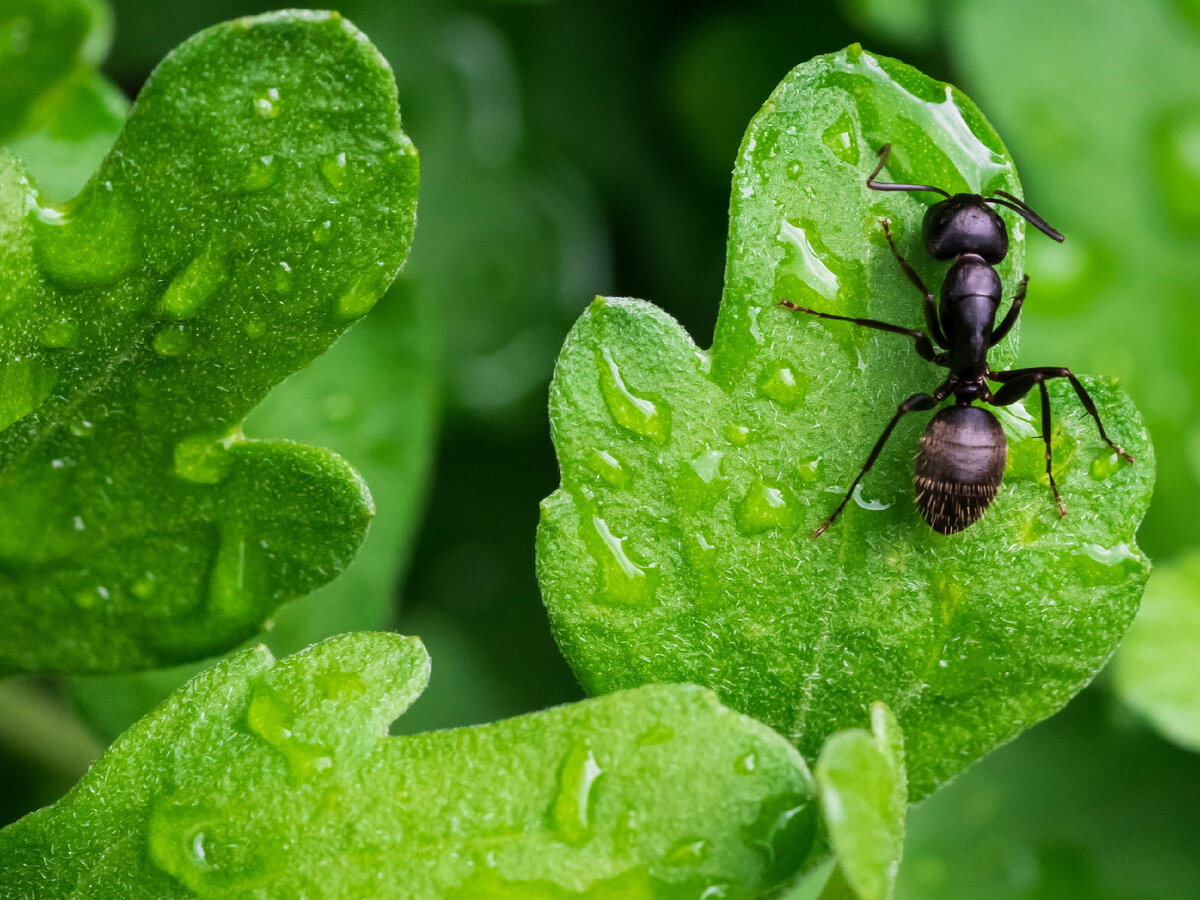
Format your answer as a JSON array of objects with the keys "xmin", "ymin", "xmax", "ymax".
[
  {"xmin": 814, "ymin": 704, "xmax": 906, "ymax": 900},
  {"xmin": 0, "ymin": 633, "xmax": 819, "ymax": 898},
  {"xmin": 0, "ymin": 10, "xmax": 419, "ymax": 675},
  {"xmin": 537, "ymin": 46, "xmax": 1154, "ymax": 798},
  {"xmin": 1113, "ymin": 554, "xmax": 1200, "ymax": 751},
  {"xmin": 0, "ymin": 0, "xmax": 111, "ymax": 144}
]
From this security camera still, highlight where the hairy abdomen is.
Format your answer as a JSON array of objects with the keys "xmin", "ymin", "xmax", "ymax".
[{"xmin": 914, "ymin": 406, "xmax": 1007, "ymax": 534}]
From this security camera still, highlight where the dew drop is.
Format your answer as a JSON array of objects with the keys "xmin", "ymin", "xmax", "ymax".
[
  {"xmin": 796, "ymin": 455, "xmax": 822, "ymax": 484},
  {"xmin": 158, "ymin": 244, "xmax": 229, "ymax": 320},
  {"xmin": 1089, "ymin": 448, "xmax": 1123, "ymax": 481},
  {"xmin": 73, "ymin": 585, "xmax": 109, "ymax": 609},
  {"xmin": 635, "ymin": 723, "xmax": 674, "ymax": 746},
  {"xmin": 41, "ymin": 318, "xmax": 79, "ymax": 349},
  {"xmin": 253, "ymin": 87, "xmax": 280, "ymax": 119},
  {"xmin": 241, "ymin": 154, "xmax": 280, "ymax": 192},
  {"xmin": 689, "ymin": 448, "xmax": 724, "ymax": 485},
  {"xmin": 174, "ymin": 434, "xmax": 232, "ymax": 483},
  {"xmin": 664, "ymin": 837, "xmax": 711, "ymax": 867},
  {"xmin": 786, "ymin": 159, "xmax": 803, "ymax": 179},
  {"xmin": 320, "ymin": 151, "xmax": 350, "ymax": 191},
  {"xmin": 741, "ymin": 792, "xmax": 818, "ymax": 886},
  {"xmin": 549, "ymin": 740, "xmax": 603, "ymax": 847},
  {"xmin": 733, "ymin": 751, "xmax": 757, "ymax": 774},
  {"xmin": 312, "ymin": 219, "xmax": 333, "ymax": 243},
  {"xmin": 584, "ymin": 449, "xmax": 630, "ymax": 489},
  {"xmin": 153, "ymin": 324, "xmax": 193, "ymax": 358},
  {"xmin": 726, "ymin": 424, "xmax": 751, "ymax": 446},
  {"xmin": 273, "ymin": 260, "xmax": 294, "ymax": 297},
  {"xmin": 1071, "ymin": 542, "xmax": 1145, "ymax": 587},
  {"xmin": 246, "ymin": 679, "xmax": 335, "ymax": 780},
  {"xmin": 333, "ymin": 269, "xmax": 389, "ymax": 321},
  {"xmin": 34, "ymin": 180, "xmax": 139, "ymax": 289},
  {"xmin": 586, "ymin": 510, "xmax": 658, "ymax": 607},
  {"xmin": 735, "ymin": 479, "xmax": 800, "ymax": 535},
  {"xmin": 0, "ymin": 356, "xmax": 58, "ymax": 430},
  {"xmin": 821, "ymin": 111, "xmax": 859, "ymax": 164},
  {"xmin": 147, "ymin": 799, "xmax": 261, "ymax": 893},
  {"xmin": 596, "ymin": 347, "xmax": 670, "ymax": 442},
  {"xmin": 756, "ymin": 361, "xmax": 807, "ymax": 408},
  {"xmin": 776, "ymin": 219, "xmax": 840, "ymax": 304},
  {"xmin": 244, "ymin": 317, "xmax": 267, "ymax": 340}
]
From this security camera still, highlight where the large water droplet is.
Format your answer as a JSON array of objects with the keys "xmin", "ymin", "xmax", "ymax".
[
  {"xmin": 584, "ymin": 449, "xmax": 630, "ymax": 489},
  {"xmin": 735, "ymin": 479, "xmax": 800, "ymax": 535},
  {"xmin": 153, "ymin": 324, "xmax": 193, "ymax": 358},
  {"xmin": 796, "ymin": 455, "xmax": 823, "ymax": 484},
  {"xmin": 549, "ymin": 740, "xmax": 603, "ymax": 846},
  {"xmin": 664, "ymin": 836, "xmax": 711, "ymax": 867},
  {"xmin": 147, "ymin": 799, "xmax": 263, "ymax": 893},
  {"xmin": 1089, "ymin": 448, "xmax": 1124, "ymax": 481},
  {"xmin": 241, "ymin": 154, "xmax": 280, "ymax": 192},
  {"xmin": 174, "ymin": 433, "xmax": 234, "ymax": 483},
  {"xmin": 41, "ymin": 318, "xmax": 79, "ymax": 349},
  {"xmin": 253, "ymin": 87, "xmax": 280, "ymax": 119},
  {"xmin": 726, "ymin": 424, "xmax": 751, "ymax": 446},
  {"xmin": 585, "ymin": 509, "xmax": 659, "ymax": 607},
  {"xmin": 333, "ymin": 268, "xmax": 389, "ymax": 321},
  {"xmin": 158, "ymin": 244, "xmax": 229, "ymax": 320},
  {"xmin": 0, "ymin": 356, "xmax": 57, "ymax": 430},
  {"xmin": 246, "ymin": 679, "xmax": 334, "ymax": 780},
  {"xmin": 34, "ymin": 180, "xmax": 140, "ymax": 288},
  {"xmin": 741, "ymin": 792, "xmax": 818, "ymax": 886},
  {"xmin": 1071, "ymin": 542, "xmax": 1145, "ymax": 587},
  {"xmin": 756, "ymin": 361, "xmax": 807, "ymax": 408},
  {"xmin": 320, "ymin": 152, "xmax": 350, "ymax": 192},
  {"xmin": 596, "ymin": 347, "xmax": 670, "ymax": 443},
  {"xmin": 821, "ymin": 111, "xmax": 859, "ymax": 164},
  {"xmin": 733, "ymin": 752, "xmax": 757, "ymax": 774}
]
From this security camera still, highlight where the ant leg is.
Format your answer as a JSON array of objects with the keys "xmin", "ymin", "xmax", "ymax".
[
  {"xmin": 992, "ymin": 374, "xmax": 1066, "ymax": 515},
  {"xmin": 813, "ymin": 389, "xmax": 944, "ymax": 537},
  {"xmin": 989, "ymin": 275, "xmax": 1028, "ymax": 347},
  {"xmin": 779, "ymin": 299, "xmax": 941, "ymax": 363},
  {"xmin": 993, "ymin": 366, "xmax": 1134, "ymax": 463},
  {"xmin": 880, "ymin": 218, "xmax": 947, "ymax": 348},
  {"xmin": 866, "ymin": 144, "xmax": 951, "ymax": 198}
]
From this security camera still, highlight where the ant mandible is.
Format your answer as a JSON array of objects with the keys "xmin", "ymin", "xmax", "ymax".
[{"xmin": 781, "ymin": 143, "xmax": 1134, "ymax": 536}]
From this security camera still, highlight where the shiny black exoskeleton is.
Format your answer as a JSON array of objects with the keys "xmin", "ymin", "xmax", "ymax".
[{"xmin": 782, "ymin": 144, "xmax": 1133, "ymax": 536}]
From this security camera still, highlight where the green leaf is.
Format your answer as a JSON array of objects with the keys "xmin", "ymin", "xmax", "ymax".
[
  {"xmin": 1113, "ymin": 554, "xmax": 1200, "ymax": 752},
  {"xmin": 0, "ymin": 633, "xmax": 819, "ymax": 898},
  {"xmin": 537, "ymin": 45, "xmax": 1155, "ymax": 798},
  {"xmin": 0, "ymin": 0, "xmax": 111, "ymax": 144},
  {"xmin": 0, "ymin": 10, "xmax": 419, "ymax": 675},
  {"xmin": 814, "ymin": 703, "xmax": 906, "ymax": 900}
]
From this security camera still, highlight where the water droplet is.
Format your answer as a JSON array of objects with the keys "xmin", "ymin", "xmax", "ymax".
[
  {"xmin": 1150, "ymin": 105, "xmax": 1200, "ymax": 234},
  {"xmin": 733, "ymin": 752, "xmax": 757, "ymax": 774},
  {"xmin": 776, "ymin": 219, "xmax": 839, "ymax": 304},
  {"xmin": 664, "ymin": 837, "xmax": 710, "ymax": 867},
  {"xmin": 596, "ymin": 347, "xmax": 671, "ymax": 442},
  {"xmin": 584, "ymin": 449, "xmax": 630, "ymax": 489},
  {"xmin": 41, "ymin": 318, "xmax": 79, "ymax": 349},
  {"xmin": 312, "ymin": 219, "xmax": 333, "ymax": 243},
  {"xmin": 320, "ymin": 152, "xmax": 350, "ymax": 191},
  {"xmin": 246, "ymin": 679, "xmax": 334, "ymax": 780},
  {"xmin": 741, "ymin": 792, "xmax": 818, "ymax": 886},
  {"xmin": 34, "ymin": 180, "xmax": 140, "ymax": 289},
  {"xmin": 0, "ymin": 356, "xmax": 58, "ymax": 430},
  {"xmin": 549, "ymin": 740, "xmax": 602, "ymax": 846},
  {"xmin": 272, "ymin": 260, "xmax": 294, "ymax": 296},
  {"xmin": 253, "ymin": 87, "xmax": 280, "ymax": 119},
  {"xmin": 174, "ymin": 434, "xmax": 233, "ymax": 484},
  {"xmin": 756, "ymin": 361, "xmax": 807, "ymax": 408},
  {"xmin": 690, "ymin": 448, "xmax": 724, "ymax": 485},
  {"xmin": 747, "ymin": 305, "xmax": 765, "ymax": 345},
  {"xmin": 851, "ymin": 483, "xmax": 893, "ymax": 511},
  {"xmin": 241, "ymin": 154, "xmax": 280, "ymax": 192},
  {"xmin": 133, "ymin": 574, "xmax": 157, "ymax": 599},
  {"xmin": 313, "ymin": 670, "xmax": 366, "ymax": 701},
  {"xmin": 158, "ymin": 244, "xmax": 229, "ymax": 320},
  {"xmin": 1089, "ymin": 449, "xmax": 1123, "ymax": 480},
  {"xmin": 786, "ymin": 159, "xmax": 803, "ymax": 179},
  {"xmin": 796, "ymin": 456, "xmax": 822, "ymax": 484},
  {"xmin": 333, "ymin": 269, "xmax": 389, "ymax": 321},
  {"xmin": 153, "ymin": 324, "xmax": 193, "ymax": 357},
  {"xmin": 147, "ymin": 799, "xmax": 263, "ymax": 893},
  {"xmin": 244, "ymin": 317, "xmax": 267, "ymax": 340},
  {"xmin": 821, "ymin": 111, "xmax": 859, "ymax": 164},
  {"xmin": 735, "ymin": 479, "xmax": 800, "ymax": 535},
  {"xmin": 635, "ymin": 723, "xmax": 674, "ymax": 746},
  {"xmin": 446, "ymin": 866, "xmax": 729, "ymax": 899},
  {"xmin": 1071, "ymin": 542, "xmax": 1145, "ymax": 587},
  {"xmin": 585, "ymin": 510, "xmax": 658, "ymax": 607},
  {"xmin": 726, "ymin": 424, "xmax": 751, "ymax": 446},
  {"xmin": 73, "ymin": 585, "xmax": 109, "ymax": 609}
]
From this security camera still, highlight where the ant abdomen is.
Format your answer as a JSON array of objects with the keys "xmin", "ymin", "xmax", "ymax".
[{"xmin": 914, "ymin": 406, "xmax": 1007, "ymax": 535}]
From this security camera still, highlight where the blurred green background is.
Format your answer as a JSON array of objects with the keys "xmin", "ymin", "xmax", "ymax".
[{"xmin": 2, "ymin": 0, "xmax": 1200, "ymax": 896}]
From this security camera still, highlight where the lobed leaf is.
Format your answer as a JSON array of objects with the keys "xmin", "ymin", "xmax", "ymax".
[
  {"xmin": 537, "ymin": 46, "xmax": 1155, "ymax": 798},
  {"xmin": 1113, "ymin": 554, "xmax": 1200, "ymax": 752},
  {"xmin": 0, "ymin": 632, "xmax": 818, "ymax": 898},
  {"xmin": 0, "ymin": 10, "xmax": 419, "ymax": 675}
]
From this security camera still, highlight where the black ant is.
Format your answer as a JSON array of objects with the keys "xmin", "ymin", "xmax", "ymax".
[{"xmin": 781, "ymin": 144, "xmax": 1133, "ymax": 536}]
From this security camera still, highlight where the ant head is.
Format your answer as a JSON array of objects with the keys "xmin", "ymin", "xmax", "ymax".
[{"xmin": 922, "ymin": 194, "xmax": 1008, "ymax": 264}]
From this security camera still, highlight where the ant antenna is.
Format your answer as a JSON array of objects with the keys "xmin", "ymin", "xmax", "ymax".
[
  {"xmin": 985, "ymin": 189, "xmax": 1065, "ymax": 242},
  {"xmin": 866, "ymin": 144, "xmax": 951, "ymax": 198}
]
